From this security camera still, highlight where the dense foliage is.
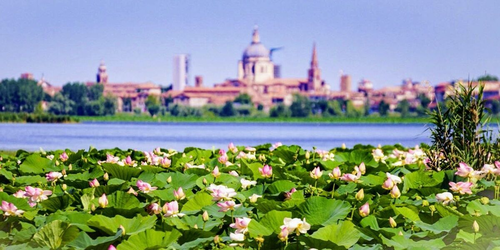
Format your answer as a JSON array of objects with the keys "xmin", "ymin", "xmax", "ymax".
[
  {"xmin": 48, "ymin": 83, "xmax": 116, "ymax": 116},
  {"xmin": 1, "ymin": 143, "xmax": 500, "ymax": 249},
  {"xmin": 0, "ymin": 112, "xmax": 75, "ymax": 123},
  {"xmin": 0, "ymin": 78, "xmax": 44, "ymax": 113}
]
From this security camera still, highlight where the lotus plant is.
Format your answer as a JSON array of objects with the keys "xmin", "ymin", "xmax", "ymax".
[
  {"xmin": 45, "ymin": 171, "xmax": 63, "ymax": 182},
  {"xmin": 359, "ymin": 202, "xmax": 370, "ymax": 217},
  {"xmin": 207, "ymin": 184, "xmax": 237, "ymax": 201},
  {"xmin": 281, "ymin": 218, "xmax": 310, "ymax": 236},
  {"xmin": 99, "ymin": 193, "xmax": 108, "ymax": 208},
  {"xmin": 259, "ymin": 164, "xmax": 272, "ymax": 178},
  {"xmin": 436, "ymin": 192, "xmax": 454, "ymax": 205},
  {"xmin": 173, "ymin": 187, "xmax": 186, "ymax": 200},
  {"xmin": 230, "ymin": 217, "xmax": 251, "ymax": 234},
  {"xmin": 24, "ymin": 186, "xmax": 52, "ymax": 206},
  {"xmin": 163, "ymin": 201, "xmax": 184, "ymax": 217},
  {"xmin": 136, "ymin": 180, "xmax": 157, "ymax": 193},
  {"xmin": 449, "ymin": 182, "xmax": 473, "ymax": 195},
  {"xmin": 217, "ymin": 200, "xmax": 241, "ymax": 212},
  {"xmin": 1, "ymin": 201, "xmax": 24, "ymax": 217},
  {"xmin": 89, "ymin": 178, "xmax": 100, "ymax": 188}
]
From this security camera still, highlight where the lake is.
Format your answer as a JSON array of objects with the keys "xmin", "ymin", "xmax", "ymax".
[{"xmin": 0, "ymin": 122, "xmax": 431, "ymax": 151}]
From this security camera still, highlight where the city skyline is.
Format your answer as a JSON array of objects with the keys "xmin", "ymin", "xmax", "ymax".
[{"xmin": 1, "ymin": 1, "xmax": 499, "ymax": 90}]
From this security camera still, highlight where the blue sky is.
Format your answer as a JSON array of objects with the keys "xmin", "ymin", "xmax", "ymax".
[{"xmin": 0, "ymin": 1, "xmax": 499, "ymax": 90}]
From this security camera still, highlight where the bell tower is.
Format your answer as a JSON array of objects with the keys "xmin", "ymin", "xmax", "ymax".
[
  {"xmin": 307, "ymin": 43, "xmax": 322, "ymax": 91},
  {"xmin": 97, "ymin": 61, "xmax": 108, "ymax": 84}
]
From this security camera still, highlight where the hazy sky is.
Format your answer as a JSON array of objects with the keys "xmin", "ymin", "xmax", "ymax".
[{"xmin": 1, "ymin": 1, "xmax": 499, "ymax": 90}]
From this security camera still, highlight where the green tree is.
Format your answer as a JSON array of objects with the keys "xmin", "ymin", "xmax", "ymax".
[
  {"xmin": 233, "ymin": 93, "xmax": 252, "ymax": 105},
  {"xmin": 378, "ymin": 100, "xmax": 390, "ymax": 116},
  {"xmin": 325, "ymin": 100, "xmax": 343, "ymax": 116},
  {"xmin": 48, "ymin": 93, "xmax": 75, "ymax": 115},
  {"xmin": 418, "ymin": 94, "xmax": 431, "ymax": 109},
  {"xmin": 290, "ymin": 94, "xmax": 311, "ymax": 117},
  {"xmin": 345, "ymin": 100, "xmax": 363, "ymax": 117},
  {"xmin": 61, "ymin": 82, "xmax": 88, "ymax": 115},
  {"xmin": 103, "ymin": 96, "xmax": 117, "ymax": 115},
  {"xmin": 88, "ymin": 84, "xmax": 104, "ymax": 101},
  {"xmin": 145, "ymin": 95, "xmax": 161, "ymax": 116},
  {"xmin": 0, "ymin": 78, "xmax": 44, "ymax": 112},
  {"xmin": 269, "ymin": 103, "xmax": 290, "ymax": 118},
  {"xmin": 477, "ymin": 74, "xmax": 499, "ymax": 82},
  {"xmin": 220, "ymin": 101, "xmax": 236, "ymax": 117},
  {"xmin": 396, "ymin": 99, "xmax": 410, "ymax": 118}
]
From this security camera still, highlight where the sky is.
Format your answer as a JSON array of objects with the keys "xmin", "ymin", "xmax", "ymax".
[{"xmin": 0, "ymin": 1, "xmax": 499, "ymax": 90}]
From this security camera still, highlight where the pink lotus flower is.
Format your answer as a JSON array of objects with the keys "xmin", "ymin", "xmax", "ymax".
[
  {"xmin": 278, "ymin": 226, "xmax": 289, "ymax": 241},
  {"xmin": 212, "ymin": 166, "xmax": 221, "ymax": 178},
  {"xmin": 217, "ymin": 200, "xmax": 241, "ymax": 212},
  {"xmin": 240, "ymin": 179, "xmax": 257, "ymax": 189},
  {"xmin": 108, "ymin": 245, "xmax": 116, "ymax": 250},
  {"xmin": 230, "ymin": 217, "xmax": 251, "ymax": 234},
  {"xmin": 1, "ymin": 201, "xmax": 24, "ymax": 217},
  {"xmin": 270, "ymin": 142, "xmax": 282, "ymax": 151},
  {"xmin": 259, "ymin": 165, "xmax": 272, "ymax": 178},
  {"xmin": 162, "ymin": 200, "xmax": 184, "ymax": 217},
  {"xmin": 89, "ymin": 178, "xmax": 100, "ymax": 188},
  {"xmin": 46, "ymin": 171, "xmax": 63, "ymax": 182},
  {"xmin": 372, "ymin": 148, "xmax": 386, "ymax": 162},
  {"xmin": 359, "ymin": 202, "xmax": 370, "ymax": 217},
  {"xmin": 284, "ymin": 188, "xmax": 297, "ymax": 200},
  {"xmin": 127, "ymin": 187, "xmax": 138, "ymax": 196},
  {"xmin": 59, "ymin": 152, "xmax": 69, "ymax": 162},
  {"xmin": 160, "ymin": 157, "xmax": 171, "ymax": 168},
  {"xmin": 136, "ymin": 180, "xmax": 157, "ymax": 193},
  {"xmin": 229, "ymin": 171, "xmax": 239, "ymax": 177},
  {"xmin": 99, "ymin": 193, "xmax": 108, "ymax": 208},
  {"xmin": 207, "ymin": 184, "xmax": 237, "ymax": 201},
  {"xmin": 245, "ymin": 146, "xmax": 256, "ymax": 152},
  {"xmin": 390, "ymin": 185, "xmax": 401, "ymax": 199},
  {"xmin": 123, "ymin": 156, "xmax": 136, "ymax": 166},
  {"xmin": 24, "ymin": 186, "xmax": 52, "ymax": 206},
  {"xmin": 455, "ymin": 162, "xmax": 474, "ymax": 178},
  {"xmin": 282, "ymin": 218, "xmax": 311, "ymax": 235},
  {"xmin": 106, "ymin": 154, "xmax": 120, "ymax": 164},
  {"xmin": 382, "ymin": 178, "xmax": 395, "ymax": 190},
  {"xmin": 382, "ymin": 173, "xmax": 402, "ymax": 190},
  {"xmin": 436, "ymin": 192, "xmax": 454, "ymax": 205},
  {"xmin": 173, "ymin": 187, "xmax": 186, "ymax": 200},
  {"xmin": 147, "ymin": 203, "xmax": 162, "ymax": 214},
  {"xmin": 329, "ymin": 167, "xmax": 342, "ymax": 179},
  {"xmin": 218, "ymin": 154, "xmax": 228, "ymax": 164},
  {"xmin": 310, "ymin": 167, "xmax": 323, "ymax": 179},
  {"xmin": 340, "ymin": 169, "xmax": 361, "ymax": 182},
  {"xmin": 13, "ymin": 190, "xmax": 26, "ymax": 198},
  {"xmin": 449, "ymin": 182, "xmax": 473, "ymax": 195},
  {"xmin": 229, "ymin": 232, "xmax": 245, "ymax": 242},
  {"xmin": 228, "ymin": 143, "xmax": 238, "ymax": 153}
]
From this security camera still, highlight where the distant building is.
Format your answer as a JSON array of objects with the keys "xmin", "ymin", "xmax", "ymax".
[
  {"xmin": 20, "ymin": 73, "xmax": 34, "ymax": 80},
  {"xmin": 340, "ymin": 74, "xmax": 351, "ymax": 92},
  {"xmin": 173, "ymin": 54, "xmax": 190, "ymax": 91},
  {"xmin": 96, "ymin": 61, "xmax": 108, "ymax": 84}
]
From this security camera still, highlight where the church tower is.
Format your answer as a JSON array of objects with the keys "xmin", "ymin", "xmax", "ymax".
[
  {"xmin": 307, "ymin": 43, "xmax": 322, "ymax": 91},
  {"xmin": 97, "ymin": 61, "xmax": 108, "ymax": 84},
  {"xmin": 238, "ymin": 26, "xmax": 274, "ymax": 83}
]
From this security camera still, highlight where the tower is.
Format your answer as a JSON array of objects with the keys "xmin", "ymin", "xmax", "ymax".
[
  {"xmin": 173, "ymin": 54, "xmax": 190, "ymax": 91},
  {"xmin": 96, "ymin": 61, "xmax": 108, "ymax": 84},
  {"xmin": 307, "ymin": 43, "xmax": 322, "ymax": 91},
  {"xmin": 340, "ymin": 74, "xmax": 351, "ymax": 92},
  {"xmin": 238, "ymin": 26, "xmax": 274, "ymax": 83}
]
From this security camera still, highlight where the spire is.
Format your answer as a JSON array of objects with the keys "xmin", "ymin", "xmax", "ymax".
[
  {"xmin": 252, "ymin": 25, "xmax": 260, "ymax": 44},
  {"xmin": 311, "ymin": 42, "xmax": 318, "ymax": 68}
]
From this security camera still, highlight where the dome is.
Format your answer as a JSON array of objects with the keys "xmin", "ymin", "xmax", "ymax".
[
  {"xmin": 242, "ymin": 26, "xmax": 270, "ymax": 60},
  {"xmin": 243, "ymin": 43, "xmax": 269, "ymax": 59}
]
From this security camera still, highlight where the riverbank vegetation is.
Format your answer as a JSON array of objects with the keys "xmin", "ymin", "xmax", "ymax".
[{"xmin": 0, "ymin": 112, "xmax": 76, "ymax": 123}]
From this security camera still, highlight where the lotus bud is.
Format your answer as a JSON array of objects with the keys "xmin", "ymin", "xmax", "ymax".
[
  {"xmin": 62, "ymin": 184, "xmax": 67, "ymax": 191},
  {"xmin": 203, "ymin": 178, "xmax": 207, "ymax": 185},
  {"xmin": 108, "ymin": 245, "xmax": 117, "ymax": 250},
  {"xmin": 119, "ymin": 225, "xmax": 126, "ymax": 235},
  {"xmin": 174, "ymin": 187, "xmax": 186, "ymax": 200},
  {"xmin": 278, "ymin": 227, "xmax": 289, "ymax": 242},
  {"xmin": 342, "ymin": 143, "xmax": 346, "ymax": 149},
  {"xmin": 390, "ymin": 186, "xmax": 401, "ymax": 199},
  {"xmin": 415, "ymin": 195, "xmax": 422, "ymax": 200},
  {"xmin": 61, "ymin": 169, "xmax": 66, "ymax": 176},
  {"xmin": 480, "ymin": 197, "xmax": 490, "ymax": 205},
  {"xmin": 355, "ymin": 189, "xmax": 364, "ymax": 201},
  {"xmin": 305, "ymin": 151, "xmax": 310, "ymax": 160},
  {"xmin": 429, "ymin": 205, "xmax": 436, "ymax": 213},
  {"xmin": 193, "ymin": 224, "xmax": 198, "ymax": 229},
  {"xmin": 389, "ymin": 217, "xmax": 397, "ymax": 228},
  {"xmin": 329, "ymin": 167, "xmax": 341, "ymax": 179},
  {"xmin": 422, "ymin": 200, "xmax": 430, "ymax": 207},
  {"xmin": 259, "ymin": 154, "xmax": 266, "ymax": 162},
  {"xmin": 55, "ymin": 160, "xmax": 60, "ymax": 166},
  {"xmin": 202, "ymin": 210, "xmax": 209, "ymax": 222},
  {"xmin": 167, "ymin": 176, "xmax": 172, "ymax": 183},
  {"xmin": 68, "ymin": 164, "xmax": 72, "ymax": 170},
  {"xmin": 103, "ymin": 172, "xmax": 109, "ymax": 181},
  {"xmin": 214, "ymin": 235, "xmax": 220, "ymax": 244},
  {"xmin": 398, "ymin": 231, "xmax": 403, "ymax": 236},
  {"xmin": 358, "ymin": 162, "xmax": 366, "ymax": 175},
  {"xmin": 359, "ymin": 202, "xmax": 370, "ymax": 217},
  {"xmin": 89, "ymin": 178, "xmax": 100, "ymax": 188},
  {"xmin": 473, "ymin": 220, "xmax": 479, "ymax": 233},
  {"xmin": 99, "ymin": 193, "xmax": 108, "ymax": 208},
  {"xmin": 212, "ymin": 166, "xmax": 221, "ymax": 178},
  {"xmin": 91, "ymin": 204, "xmax": 96, "ymax": 212},
  {"xmin": 310, "ymin": 167, "xmax": 323, "ymax": 179}
]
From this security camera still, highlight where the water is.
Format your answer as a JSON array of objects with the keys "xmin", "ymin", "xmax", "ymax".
[{"xmin": 0, "ymin": 122, "xmax": 431, "ymax": 151}]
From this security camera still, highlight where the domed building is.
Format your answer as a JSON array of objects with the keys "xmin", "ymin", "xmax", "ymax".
[{"xmin": 237, "ymin": 27, "xmax": 275, "ymax": 83}]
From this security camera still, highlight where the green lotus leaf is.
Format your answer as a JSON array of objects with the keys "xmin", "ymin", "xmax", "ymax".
[
  {"xmin": 11, "ymin": 221, "xmax": 36, "ymax": 243},
  {"xmin": 181, "ymin": 192, "xmax": 213, "ymax": 212},
  {"xmin": 259, "ymin": 210, "xmax": 292, "ymax": 234},
  {"xmin": 248, "ymin": 219, "xmax": 273, "ymax": 237},
  {"xmin": 402, "ymin": 171, "xmax": 444, "ymax": 193},
  {"xmin": 297, "ymin": 196, "xmax": 351, "ymax": 226},
  {"xmin": 65, "ymin": 168, "xmax": 104, "ymax": 181},
  {"xmin": 310, "ymin": 220, "xmax": 361, "ymax": 248},
  {"xmin": 107, "ymin": 191, "xmax": 141, "ymax": 209},
  {"xmin": 392, "ymin": 205, "xmax": 421, "ymax": 222},
  {"xmin": 102, "ymin": 163, "xmax": 142, "ymax": 181},
  {"xmin": 19, "ymin": 154, "xmax": 58, "ymax": 174},
  {"xmin": 157, "ymin": 172, "xmax": 198, "ymax": 190},
  {"xmin": 381, "ymin": 234, "xmax": 445, "ymax": 250},
  {"xmin": 33, "ymin": 220, "xmax": 80, "ymax": 249},
  {"xmin": 117, "ymin": 228, "xmax": 181, "ymax": 249},
  {"xmin": 414, "ymin": 215, "xmax": 458, "ymax": 234},
  {"xmin": 0, "ymin": 168, "xmax": 13, "ymax": 180},
  {"xmin": 41, "ymin": 194, "xmax": 75, "ymax": 213},
  {"xmin": 87, "ymin": 214, "xmax": 156, "ymax": 236},
  {"xmin": 350, "ymin": 150, "xmax": 377, "ymax": 167},
  {"xmin": 360, "ymin": 215, "xmax": 380, "ymax": 231},
  {"xmin": 14, "ymin": 175, "xmax": 47, "ymax": 185},
  {"xmin": 266, "ymin": 180, "xmax": 295, "ymax": 194},
  {"xmin": 68, "ymin": 229, "xmax": 122, "ymax": 249}
]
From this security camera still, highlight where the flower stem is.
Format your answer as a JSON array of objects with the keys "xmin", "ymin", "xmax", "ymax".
[{"xmin": 331, "ymin": 183, "xmax": 336, "ymax": 198}]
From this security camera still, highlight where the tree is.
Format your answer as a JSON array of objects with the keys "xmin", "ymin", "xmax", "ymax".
[
  {"xmin": 290, "ymin": 94, "xmax": 311, "ymax": 117},
  {"xmin": 88, "ymin": 84, "xmax": 104, "ymax": 101},
  {"xmin": 220, "ymin": 101, "xmax": 236, "ymax": 117},
  {"xmin": 145, "ymin": 95, "xmax": 161, "ymax": 116},
  {"xmin": 477, "ymin": 74, "xmax": 499, "ymax": 82},
  {"xmin": 0, "ymin": 78, "xmax": 44, "ymax": 112},
  {"xmin": 490, "ymin": 100, "xmax": 500, "ymax": 115},
  {"xmin": 61, "ymin": 82, "xmax": 89, "ymax": 115},
  {"xmin": 418, "ymin": 94, "xmax": 431, "ymax": 109},
  {"xmin": 378, "ymin": 100, "xmax": 390, "ymax": 116},
  {"xmin": 269, "ymin": 103, "xmax": 290, "ymax": 118},
  {"xmin": 325, "ymin": 100, "xmax": 343, "ymax": 116},
  {"xmin": 345, "ymin": 100, "xmax": 363, "ymax": 117},
  {"xmin": 396, "ymin": 99, "xmax": 410, "ymax": 118},
  {"xmin": 103, "ymin": 96, "xmax": 117, "ymax": 115},
  {"xmin": 48, "ymin": 93, "xmax": 75, "ymax": 115},
  {"xmin": 234, "ymin": 93, "xmax": 252, "ymax": 105}
]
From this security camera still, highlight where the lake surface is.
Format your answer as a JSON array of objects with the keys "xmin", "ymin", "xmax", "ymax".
[{"xmin": 0, "ymin": 122, "xmax": 431, "ymax": 151}]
